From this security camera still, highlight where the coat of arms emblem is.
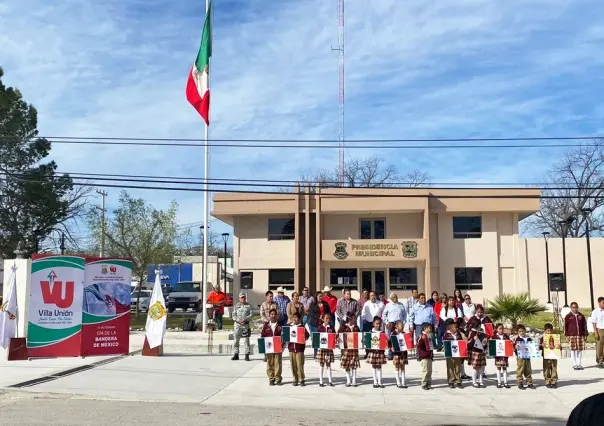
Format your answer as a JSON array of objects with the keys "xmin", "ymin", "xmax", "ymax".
[
  {"xmin": 401, "ymin": 241, "xmax": 418, "ymax": 258},
  {"xmin": 333, "ymin": 242, "xmax": 348, "ymax": 260}
]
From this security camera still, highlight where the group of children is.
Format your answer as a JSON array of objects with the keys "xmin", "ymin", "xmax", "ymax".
[{"xmin": 260, "ymin": 307, "xmax": 561, "ymax": 390}]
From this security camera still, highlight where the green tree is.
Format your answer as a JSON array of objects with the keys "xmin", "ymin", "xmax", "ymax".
[
  {"xmin": 487, "ymin": 293, "xmax": 546, "ymax": 328},
  {"xmin": 87, "ymin": 190, "xmax": 179, "ymax": 317},
  {"xmin": 0, "ymin": 66, "xmax": 89, "ymax": 257}
]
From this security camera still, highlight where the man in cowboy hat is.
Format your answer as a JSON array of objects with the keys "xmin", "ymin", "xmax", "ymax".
[
  {"xmin": 321, "ymin": 286, "xmax": 338, "ymax": 328},
  {"xmin": 273, "ymin": 287, "xmax": 290, "ymax": 327}
]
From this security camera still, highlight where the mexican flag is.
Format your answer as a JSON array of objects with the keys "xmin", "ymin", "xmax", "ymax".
[
  {"xmin": 488, "ymin": 339, "xmax": 514, "ymax": 357},
  {"xmin": 186, "ymin": 2, "xmax": 212, "ymax": 125},
  {"xmin": 282, "ymin": 326, "xmax": 306, "ymax": 344},
  {"xmin": 390, "ymin": 333, "xmax": 414, "ymax": 352},
  {"xmin": 312, "ymin": 332, "xmax": 336, "ymax": 349},
  {"xmin": 257, "ymin": 337, "xmax": 282, "ymax": 354},
  {"xmin": 481, "ymin": 323, "xmax": 494, "ymax": 337},
  {"xmin": 444, "ymin": 340, "xmax": 468, "ymax": 358},
  {"xmin": 363, "ymin": 332, "xmax": 388, "ymax": 350},
  {"xmin": 338, "ymin": 332, "xmax": 362, "ymax": 349}
]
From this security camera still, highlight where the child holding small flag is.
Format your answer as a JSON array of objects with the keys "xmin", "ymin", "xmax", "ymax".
[
  {"xmin": 367, "ymin": 316, "xmax": 387, "ymax": 388},
  {"xmin": 317, "ymin": 313, "xmax": 336, "ymax": 387},
  {"xmin": 466, "ymin": 304, "xmax": 493, "ymax": 379},
  {"xmin": 467, "ymin": 322, "xmax": 488, "ymax": 388},
  {"xmin": 417, "ymin": 322, "xmax": 435, "ymax": 390},
  {"xmin": 390, "ymin": 320, "xmax": 409, "ymax": 388},
  {"xmin": 492, "ymin": 323, "xmax": 512, "ymax": 389},
  {"xmin": 514, "ymin": 324, "xmax": 535, "ymax": 390},
  {"xmin": 540, "ymin": 323, "xmax": 558, "ymax": 389},
  {"xmin": 443, "ymin": 318, "xmax": 464, "ymax": 388},
  {"xmin": 288, "ymin": 311, "xmax": 310, "ymax": 387},
  {"xmin": 337, "ymin": 312, "xmax": 361, "ymax": 387},
  {"xmin": 260, "ymin": 309, "xmax": 283, "ymax": 386}
]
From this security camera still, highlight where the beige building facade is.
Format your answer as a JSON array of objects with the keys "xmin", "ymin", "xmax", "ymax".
[{"xmin": 212, "ymin": 187, "xmax": 602, "ymax": 309}]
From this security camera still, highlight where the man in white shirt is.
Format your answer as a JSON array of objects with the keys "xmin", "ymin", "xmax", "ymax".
[
  {"xmin": 362, "ymin": 292, "xmax": 384, "ymax": 359},
  {"xmin": 406, "ymin": 289, "xmax": 419, "ymax": 314},
  {"xmin": 383, "ymin": 293, "xmax": 407, "ymax": 360},
  {"xmin": 462, "ymin": 294, "xmax": 476, "ymax": 320},
  {"xmin": 590, "ymin": 297, "xmax": 604, "ymax": 368}
]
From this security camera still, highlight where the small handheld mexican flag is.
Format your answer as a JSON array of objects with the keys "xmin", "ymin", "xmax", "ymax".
[
  {"xmin": 363, "ymin": 332, "xmax": 388, "ymax": 350},
  {"xmin": 257, "ymin": 337, "xmax": 282, "ymax": 354},
  {"xmin": 481, "ymin": 323, "xmax": 494, "ymax": 337},
  {"xmin": 282, "ymin": 326, "xmax": 306, "ymax": 344},
  {"xmin": 312, "ymin": 332, "xmax": 337, "ymax": 349},
  {"xmin": 444, "ymin": 340, "xmax": 468, "ymax": 358},
  {"xmin": 488, "ymin": 339, "xmax": 514, "ymax": 357},
  {"xmin": 390, "ymin": 333, "xmax": 414, "ymax": 352},
  {"xmin": 338, "ymin": 332, "xmax": 362, "ymax": 349}
]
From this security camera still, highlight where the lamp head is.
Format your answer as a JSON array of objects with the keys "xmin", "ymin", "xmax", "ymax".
[{"xmin": 221, "ymin": 232, "xmax": 230, "ymax": 243}]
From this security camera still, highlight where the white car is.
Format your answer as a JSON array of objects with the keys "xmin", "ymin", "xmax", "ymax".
[{"xmin": 130, "ymin": 290, "xmax": 152, "ymax": 311}]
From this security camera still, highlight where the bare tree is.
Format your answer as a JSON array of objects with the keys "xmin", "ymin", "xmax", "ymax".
[
  {"xmin": 526, "ymin": 140, "xmax": 604, "ymax": 237},
  {"xmin": 287, "ymin": 156, "xmax": 430, "ymax": 191}
]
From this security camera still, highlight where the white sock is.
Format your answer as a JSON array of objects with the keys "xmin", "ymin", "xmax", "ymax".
[
  {"xmin": 496, "ymin": 369, "xmax": 502, "ymax": 384},
  {"xmin": 395, "ymin": 370, "xmax": 401, "ymax": 386},
  {"xmin": 577, "ymin": 351, "xmax": 583, "ymax": 366},
  {"xmin": 502, "ymin": 369, "xmax": 508, "ymax": 384},
  {"xmin": 319, "ymin": 366, "xmax": 324, "ymax": 384},
  {"xmin": 571, "ymin": 351, "xmax": 577, "ymax": 366},
  {"xmin": 472, "ymin": 369, "xmax": 478, "ymax": 384},
  {"xmin": 461, "ymin": 364, "xmax": 466, "ymax": 375},
  {"xmin": 377, "ymin": 368, "xmax": 383, "ymax": 385},
  {"xmin": 479, "ymin": 368, "xmax": 484, "ymax": 384},
  {"xmin": 352, "ymin": 369, "xmax": 357, "ymax": 385},
  {"xmin": 327, "ymin": 366, "xmax": 333, "ymax": 383},
  {"xmin": 400, "ymin": 370, "xmax": 406, "ymax": 386},
  {"xmin": 372, "ymin": 368, "xmax": 378, "ymax": 385},
  {"xmin": 345, "ymin": 371, "xmax": 351, "ymax": 385}
]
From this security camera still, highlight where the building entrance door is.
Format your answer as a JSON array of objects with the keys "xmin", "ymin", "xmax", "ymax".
[{"xmin": 360, "ymin": 269, "xmax": 386, "ymax": 297}]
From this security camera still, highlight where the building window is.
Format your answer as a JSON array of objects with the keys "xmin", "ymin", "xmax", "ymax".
[
  {"xmin": 359, "ymin": 218, "xmax": 385, "ymax": 239},
  {"xmin": 268, "ymin": 218, "xmax": 295, "ymax": 241},
  {"xmin": 389, "ymin": 268, "xmax": 418, "ymax": 291},
  {"xmin": 268, "ymin": 269, "xmax": 295, "ymax": 291},
  {"xmin": 453, "ymin": 216, "xmax": 482, "ymax": 239},
  {"xmin": 454, "ymin": 267, "xmax": 483, "ymax": 290},
  {"xmin": 330, "ymin": 268, "xmax": 358, "ymax": 289}
]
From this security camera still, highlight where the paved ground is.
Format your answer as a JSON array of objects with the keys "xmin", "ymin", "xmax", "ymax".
[{"xmin": 1, "ymin": 331, "xmax": 602, "ymax": 425}]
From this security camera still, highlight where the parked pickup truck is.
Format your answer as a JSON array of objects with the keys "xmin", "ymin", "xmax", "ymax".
[{"xmin": 167, "ymin": 281, "xmax": 203, "ymax": 313}]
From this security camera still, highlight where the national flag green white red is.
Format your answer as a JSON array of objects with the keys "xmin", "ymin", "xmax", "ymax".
[
  {"xmin": 363, "ymin": 332, "xmax": 388, "ymax": 350},
  {"xmin": 489, "ymin": 339, "xmax": 514, "ymax": 357},
  {"xmin": 390, "ymin": 333, "xmax": 414, "ymax": 352},
  {"xmin": 338, "ymin": 332, "xmax": 362, "ymax": 349},
  {"xmin": 444, "ymin": 340, "xmax": 468, "ymax": 358},
  {"xmin": 282, "ymin": 326, "xmax": 306, "ymax": 344},
  {"xmin": 186, "ymin": 2, "xmax": 212, "ymax": 125},
  {"xmin": 312, "ymin": 332, "xmax": 337, "ymax": 349},
  {"xmin": 257, "ymin": 337, "xmax": 282, "ymax": 354},
  {"xmin": 481, "ymin": 323, "xmax": 494, "ymax": 337}
]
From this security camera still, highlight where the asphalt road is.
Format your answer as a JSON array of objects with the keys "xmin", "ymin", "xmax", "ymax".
[{"xmin": 0, "ymin": 392, "xmax": 567, "ymax": 426}]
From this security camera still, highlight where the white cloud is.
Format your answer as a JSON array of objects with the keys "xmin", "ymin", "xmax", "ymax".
[{"xmin": 2, "ymin": 0, "xmax": 604, "ymax": 240}]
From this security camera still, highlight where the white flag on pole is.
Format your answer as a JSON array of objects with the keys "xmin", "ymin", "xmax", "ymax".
[
  {"xmin": 0, "ymin": 265, "xmax": 18, "ymax": 349},
  {"xmin": 145, "ymin": 270, "xmax": 167, "ymax": 349}
]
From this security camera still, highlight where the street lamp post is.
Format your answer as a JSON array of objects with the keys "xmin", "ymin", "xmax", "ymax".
[
  {"xmin": 558, "ymin": 217, "xmax": 575, "ymax": 308},
  {"xmin": 581, "ymin": 208, "xmax": 595, "ymax": 310},
  {"xmin": 221, "ymin": 233, "xmax": 229, "ymax": 293},
  {"xmin": 542, "ymin": 232, "xmax": 551, "ymax": 304}
]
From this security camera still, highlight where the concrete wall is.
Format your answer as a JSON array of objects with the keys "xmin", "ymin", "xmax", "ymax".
[{"xmin": 322, "ymin": 213, "xmax": 424, "ymax": 240}]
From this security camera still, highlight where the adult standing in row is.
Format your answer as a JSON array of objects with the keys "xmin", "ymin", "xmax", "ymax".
[
  {"xmin": 273, "ymin": 287, "xmax": 290, "ymax": 327},
  {"xmin": 286, "ymin": 292, "xmax": 305, "ymax": 325},
  {"xmin": 590, "ymin": 297, "xmax": 604, "ymax": 368},
  {"xmin": 409, "ymin": 293, "xmax": 437, "ymax": 360},
  {"xmin": 336, "ymin": 289, "xmax": 361, "ymax": 328},
  {"xmin": 322, "ymin": 286, "xmax": 338, "ymax": 328},
  {"xmin": 300, "ymin": 287, "xmax": 315, "ymax": 327},
  {"xmin": 434, "ymin": 293, "xmax": 447, "ymax": 351},
  {"xmin": 383, "ymin": 293, "xmax": 407, "ymax": 360},
  {"xmin": 358, "ymin": 289, "xmax": 369, "ymax": 313},
  {"xmin": 231, "ymin": 293, "xmax": 252, "ymax": 361},
  {"xmin": 362, "ymin": 292, "xmax": 384, "ymax": 359},
  {"xmin": 453, "ymin": 289, "xmax": 464, "ymax": 310},
  {"xmin": 462, "ymin": 294, "xmax": 476, "ymax": 322},
  {"xmin": 406, "ymin": 289, "xmax": 419, "ymax": 317}
]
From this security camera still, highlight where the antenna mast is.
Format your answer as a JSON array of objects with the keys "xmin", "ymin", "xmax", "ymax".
[{"xmin": 332, "ymin": 0, "xmax": 345, "ymax": 185}]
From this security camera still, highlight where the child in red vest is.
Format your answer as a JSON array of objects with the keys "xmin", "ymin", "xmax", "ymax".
[
  {"xmin": 317, "ymin": 313, "xmax": 336, "ymax": 387},
  {"xmin": 337, "ymin": 312, "xmax": 361, "ymax": 387},
  {"xmin": 417, "ymin": 322, "xmax": 435, "ymax": 390}
]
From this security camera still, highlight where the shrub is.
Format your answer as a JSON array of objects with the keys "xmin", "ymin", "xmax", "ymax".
[{"xmin": 486, "ymin": 293, "xmax": 545, "ymax": 328}]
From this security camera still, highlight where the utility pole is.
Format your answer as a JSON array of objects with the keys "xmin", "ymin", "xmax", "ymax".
[
  {"xmin": 96, "ymin": 190, "xmax": 108, "ymax": 257},
  {"xmin": 60, "ymin": 232, "xmax": 66, "ymax": 255}
]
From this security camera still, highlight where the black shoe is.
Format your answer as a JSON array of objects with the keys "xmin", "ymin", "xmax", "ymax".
[
  {"xmin": 449, "ymin": 383, "xmax": 455, "ymax": 388},
  {"xmin": 363, "ymin": 353, "xmax": 368, "ymax": 360},
  {"xmin": 479, "ymin": 383, "xmax": 486, "ymax": 388},
  {"xmin": 373, "ymin": 384, "xmax": 378, "ymax": 388},
  {"xmin": 504, "ymin": 383, "xmax": 511, "ymax": 389},
  {"xmin": 528, "ymin": 384, "xmax": 536, "ymax": 389},
  {"xmin": 577, "ymin": 366, "xmax": 584, "ymax": 370},
  {"xmin": 245, "ymin": 354, "xmax": 250, "ymax": 361},
  {"xmin": 329, "ymin": 382, "xmax": 335, "ymax": 387},
  {"xmin": 401, "ymin": 384, "xmax": 408, "ymax": 389},
  {"xmin": 461, "ymin": 374, "xmax": 471, "ymax": 380},
  {"xmin": 456, "ymin": 383, "xmax": 463, "ymax": 389},
  {"xmin": 320, "ymin": 383, "xmax": 325, "ymax": 387},
  {"xmin": 518, "ymin": 384, "xmax": 525, "ymax": 390},
  {"xmin": 379, "ymin": 384, "xmax": 385, "ymax": 388},
  {"xmin": 422, "ymin": 386, "xmax": 429, "ymax": 390},
  {"xmin": 231, "ymin": 354, "xmax": 239, "ymax": 361},
  {"xmin": 345, "ymin": 383, "xmax": 351, "ymax": 388},
  {"xmin": 293, "ymin": 382, "xmax": 298, "ymax": 387},
  {"xmin": 482, "ymin": 374, "xmax": 488, "ymax": 379},
  {"xmin": 572, "ymin": 365, "xmax": 578, "ymax": 370},
  {"xmin": 353, "ymin": 383, "xmax": 358, "ymax": 387},
  {"xmin": 300, "ymin": 381, "xmax": 306, "ymax": 387},
  {"xmin": 497, "ymin": 383, "xmax": 503, "ymax": 389},
  {"xmin": 472, "ymin": 383, "xmax": 480, "ymax": 388},
  {"xmin": 269, "ymin": 380, "xmax": 275, "ymax": 386},
  {"xmin": 552, "ymin": 383, "xmax": 557, "ymax": 389}
]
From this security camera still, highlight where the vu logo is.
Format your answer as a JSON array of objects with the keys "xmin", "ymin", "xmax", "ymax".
[{"xmin": 41, "ymin": 271, "xmax": 74, "ymax": 309}]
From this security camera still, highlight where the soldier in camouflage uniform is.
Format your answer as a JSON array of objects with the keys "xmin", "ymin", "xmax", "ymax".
[{"xmin": 231, "ymin": 292, "xmax": 253, "ymax": 361}]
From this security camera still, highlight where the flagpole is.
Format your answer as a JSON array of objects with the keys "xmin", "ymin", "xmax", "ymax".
[{"xmin": 201, "ymin": 0, "xmax": 211, "ymax": 332}]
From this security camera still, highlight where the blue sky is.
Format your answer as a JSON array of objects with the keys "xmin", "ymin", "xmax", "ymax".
[{"xmin": 2, "ymin": 0, "xmax": 604, "ymax": 243}]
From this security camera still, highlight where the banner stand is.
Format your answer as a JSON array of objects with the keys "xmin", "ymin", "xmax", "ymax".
[
  {"xmin": 7, "ymin": 337, "xmax": 28, "ymax": 361},
  {"xmin": 142, "ymin": 337, "xmax": 163, "ymax": 357}
]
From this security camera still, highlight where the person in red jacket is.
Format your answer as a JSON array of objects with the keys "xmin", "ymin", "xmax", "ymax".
[
  {"xmin": 564, "ymin": 302, "xmax": 589, "ymax": 370},
  {"xmin": 288, "ymin": 311, "xmax": 310, "ymax": 387},
  {"xmin": 417, "ymin": 322, "xmax": 435, "ymax": 390},
  {"xmin": 261, "ymin": 309, "xmax": 283, "ymax": 386},
  {"xmin": 337, "ymin": 312, "xmax": 361, "ymax": 387}
]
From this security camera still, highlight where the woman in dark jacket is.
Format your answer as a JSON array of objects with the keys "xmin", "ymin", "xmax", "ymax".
[
  {"xmin": 564, "ymin": 302, "xmax": 589, "ymax": 370},
  {"xmin": 308, "ymin": 293, "xmax": 329, "ymax": 357}
]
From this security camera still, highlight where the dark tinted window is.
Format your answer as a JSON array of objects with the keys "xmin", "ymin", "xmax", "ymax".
[
  {"xmin": 389, "ymin": 268, "xmax": 418, "ymax": 291},
  {"xmin": 453, "ymin": 216, "xmax": 482, "ymax": 239},
  {"xmin": 268, "ymin": 218, "xmax": 295, "ymax": 240},
  {"xmin": 330, "ymin": 268, "xmax": 357, "ymax": 289},
  {"xmin": 268, "ymin": 269, "xmax": 295, "ymax": 285},
  {"xmin": 454, "ymin": 267, "xmax": 483, "ymax": 290},
  {"xmin": 359, "ymin": 219, "xmax": 386, "ymax": 239}
]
